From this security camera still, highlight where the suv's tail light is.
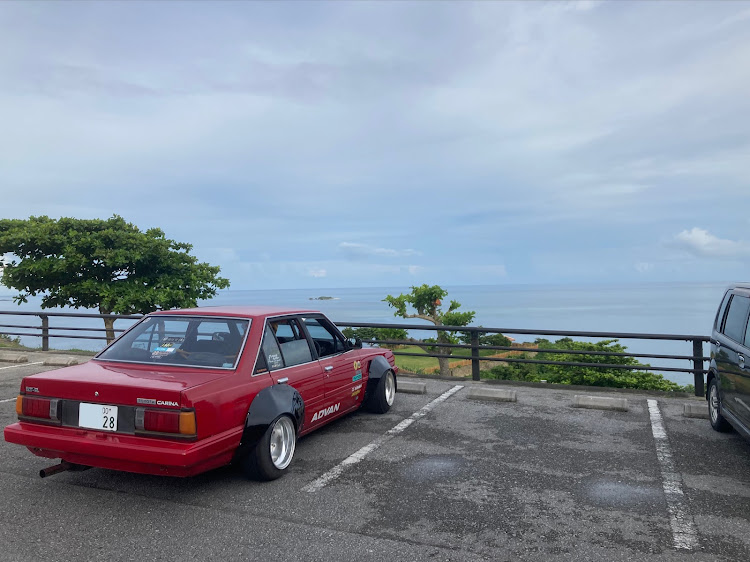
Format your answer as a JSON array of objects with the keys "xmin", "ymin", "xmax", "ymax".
[
  {"xmin": 135, "ymin": 408, "xmax": 196, "ymax": 437},
  {"xmin": 17, "ymin": 396, "xmax": 60, "ymax": 422}
]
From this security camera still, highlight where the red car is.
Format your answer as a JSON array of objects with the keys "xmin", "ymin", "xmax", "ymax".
[{"xmin": 4, "ymin": 307, "xmax": 398, "ymax": 480}]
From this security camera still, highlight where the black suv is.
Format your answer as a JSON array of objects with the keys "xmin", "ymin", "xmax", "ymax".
[{"xmin": 708, "ymin": 283, "xmax": 750, "ymax": 439}]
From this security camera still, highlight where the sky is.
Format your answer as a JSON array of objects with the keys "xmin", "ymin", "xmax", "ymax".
[{"xmin": 1, "ymin": 1, "xmax": 749, "ymax": 290}]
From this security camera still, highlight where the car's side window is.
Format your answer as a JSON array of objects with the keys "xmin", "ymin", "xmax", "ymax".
[
  {"xmin": 715, "ymin": 291, "xmax": 732, "ymax": 331},
  {"xmin": 722, "ymin": 295, "xmax": 750, "ymax": 345},
  {"xmin": 270, "ymin": 318, "xmax": 314, "ymax": 367},
  {"xmin": 302, "ymin": 317, "xmax": 346, "ymax": 358},
  {"xmin": 254, "ymin": 351, "xmax": 269, "ymax": 375},
  {"xmin": 260, "ymin": 325, "xmax": 284, "ymax": 371}
]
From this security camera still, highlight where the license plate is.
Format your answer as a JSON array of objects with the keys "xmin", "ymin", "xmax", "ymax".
[{"xmin": 79, "ymin": 403, "xmax": 118, "ymax": 432}]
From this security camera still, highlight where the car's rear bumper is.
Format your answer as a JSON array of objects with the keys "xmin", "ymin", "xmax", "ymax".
[{"xmin": 4, "ymin": 422, "xmax": 243, "ymax": 477}]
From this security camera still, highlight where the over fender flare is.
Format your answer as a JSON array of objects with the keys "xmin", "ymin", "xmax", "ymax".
[
  {"xmin": 237, "ymin": 385, "xmax": 305, "ymax": 456},
  {"xmin": 364, "ymin": 355, "xmax": 397, "ymax": 401}
]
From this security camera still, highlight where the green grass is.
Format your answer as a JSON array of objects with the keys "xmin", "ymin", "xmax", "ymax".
[
  {"xmin": 0, "ymin": 334, "xmax": 97, "ymax": 355},
  {"xmin": 393, "ymin": 345, "xmax": 497, "ymax": 373},
  {"xmin": 393, "ymin": 345, "xmax": 440, "ymax": 372},
  {"xmin": 0, "ymin": 334, "xmax": 24, "ymax": 349}
]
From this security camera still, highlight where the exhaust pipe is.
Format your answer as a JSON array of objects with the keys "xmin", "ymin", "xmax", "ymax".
[{"xmin": 39, "ymin": 461, "xmax": 91, "ymax": 478}]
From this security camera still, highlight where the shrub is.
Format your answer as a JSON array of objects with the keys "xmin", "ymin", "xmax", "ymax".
[{"xmin": 482, "ymin": 338, "xmax": 690, "ymax": 392}]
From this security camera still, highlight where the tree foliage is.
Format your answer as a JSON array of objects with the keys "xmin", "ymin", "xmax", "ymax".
[
  {"xmin": 384, "ymin": 284, "xmax": 475, "ymax": 376},
  {"xmin": 0, "ymin": 215, "xmax": 230, "ymax": 341},
  {"xmin": 458, "ymin": 328, "xmax": 512, "ymax": 348},
  {"xmin": 341, "ymin": 327, "xmax": 409, "ymax": 349},
  {"xmin": 483, "ymin": 337, "xmax": 689, "ymax": 391}
]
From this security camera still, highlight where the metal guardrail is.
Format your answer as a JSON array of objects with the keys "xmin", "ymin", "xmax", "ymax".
[
  {"xmin": 0, "ymin": 310, "xmax": 141, "ymax": 346},
  {"xmin": 0, "ymin": 311, "xmax": 709, "ymax": 396},
  {"xmin": 336, "ymin": 322, "xmax": 710, "ymax": 397}
]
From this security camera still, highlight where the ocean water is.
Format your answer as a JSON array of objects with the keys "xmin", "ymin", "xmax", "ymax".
[{"xmin": 0, "ymin": 282, "xmax": 732, "ymax": 386}]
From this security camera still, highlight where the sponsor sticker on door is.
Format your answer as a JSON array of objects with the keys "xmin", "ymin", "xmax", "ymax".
[{"xmin": 311, "ymin": 403, "xmax": 340, "ymax": 422}]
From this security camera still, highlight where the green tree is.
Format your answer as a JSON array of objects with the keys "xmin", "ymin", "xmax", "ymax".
[
  {"xmin": 384, "ymin": 284, "xmax": 475, "ymax": 377},
  {"xmin": 0, "ymin": 215, "xmax": 230, "ymax": 343},
  {"xmin": 458, "ymin": 328, "xmax": 512, "ymax": 348}
]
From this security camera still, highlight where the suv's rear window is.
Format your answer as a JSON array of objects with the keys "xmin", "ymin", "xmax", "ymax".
[{"xmin": 96, "ymin": 315, "xmax": 250, "ymax": 369}]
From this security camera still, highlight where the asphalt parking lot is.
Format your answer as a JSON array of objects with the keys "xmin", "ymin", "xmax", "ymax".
[{"xmin": 2, "ymin": 357, "xmax": 750, "ymax": 561}]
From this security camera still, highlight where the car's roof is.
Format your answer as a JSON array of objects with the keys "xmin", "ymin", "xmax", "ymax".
[
  {"xmin": 149, "ymin": 306, "xmax": 321, "ymax": 319},
  {"xmin": 727, "ymin": 283, "xmax": 750, "ymax": 292}
]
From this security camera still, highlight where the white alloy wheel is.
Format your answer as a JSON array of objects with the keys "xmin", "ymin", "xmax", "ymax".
[
  {"xmin": 269, "ymin": 416, "xmax": 296, "ymax": 470},
  {"xmin": 709, "ymin": 383, "xmax": 719, "ymax": 424},
  {"xmin": 385, "ymin": 371, "xmax": 396, "ymax": 406}
]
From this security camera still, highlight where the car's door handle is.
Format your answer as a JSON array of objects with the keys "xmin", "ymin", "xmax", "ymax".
[
  {"xmin": 277, "ymin": 377, "xmax": 289, "ymax": 384},
  {"xmin": 324, "ymin": 366, "xmax": 333, "ymax": 372}
]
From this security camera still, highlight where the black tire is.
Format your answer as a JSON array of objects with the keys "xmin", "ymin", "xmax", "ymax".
[
  {"xmin": 366, "ymin": 370, "xmax": 396, "ymax": 414},
  {"xmin": 241, "ymin": 415, "xmax": 297, "ymax": 481},
  {"xmin": 708, "ymin": 377, "xmax": 732, "ymax": 433}
]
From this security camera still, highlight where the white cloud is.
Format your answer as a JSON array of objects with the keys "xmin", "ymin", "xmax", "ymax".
[
  {"xmin": 634, "ymin": 262, "xmax": 653, "ymax": 273},
  {"xmin": 673, "ymin": 228, "xmax": 750, "ymax": 259},
  {"xmin": 561, "ymin": 0, "xmax": 603, "ymax": 12},
  {"xmin": 307, "ymin": 268, "xmax": 327, "ymax": 278},
  {"xmin": 338, "ymin": 242, "xmax": 421, "ymax": 260},
  {"xmin": 2, "ymin": 3, "xmax": 750, "ymax": 288}
]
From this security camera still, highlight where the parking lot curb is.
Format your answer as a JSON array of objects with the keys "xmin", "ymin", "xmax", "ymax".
[
  {"xmin": 573, "ymin": 395, "xmax": 628, "ymax": 412},
  {"xmin": 0, "ymin": 352, "xmax": 28, "ymax": 364},
  {"xmin": 397, "ymin": 381, "xmax": 427, "ymax": 394},
  {"xmin": 467, "ymin": 387, "xmax": 517, "ymax": 403},
  {"xmin": 43, "ymin": 357, "xmax": 79, "ymax": 367},
  {"xmin": 683, "ymin": 403, "xmax": 709, "ymax": 419}
]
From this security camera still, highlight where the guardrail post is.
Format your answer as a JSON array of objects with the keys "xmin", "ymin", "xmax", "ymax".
[
  {"xmin": 692, "ymin": 339, "xmax": 704, "ymax": 397},
  {"xmin": 40, "ymin": 315, "xmax": 49, "ymax": 351},
  {"xmin": 471, "ymin": 330, "xmax": 480, "ymax": 381}
]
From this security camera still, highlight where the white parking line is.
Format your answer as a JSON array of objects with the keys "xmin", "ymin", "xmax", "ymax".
[
  {"xmin": 302, "ymin": 384, "xmax": 464, "ymax": 493},
  {"xmin": 647, "ymin": 399, "xmax": 698, "ymax": 550},
  {"xmin": 0, "ymin": 397, "xmax": 17, "ymax": 404},
  {"xmin": 0, "ymin": 361, "xmax": 44, "ymax": 371}
]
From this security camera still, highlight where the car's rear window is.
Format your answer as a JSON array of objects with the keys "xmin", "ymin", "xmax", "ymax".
[{"xmin": 96, "ymin": 315, "xmax": 250, "ymax": 369}]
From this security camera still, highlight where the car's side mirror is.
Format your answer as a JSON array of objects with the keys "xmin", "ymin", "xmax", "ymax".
[{"xmin": 347, "ymin": 337, "xmax": 362, "ymax": 350}]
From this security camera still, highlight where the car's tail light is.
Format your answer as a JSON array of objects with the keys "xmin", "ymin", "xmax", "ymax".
[
  {"xmin": 178, "ymin": 411, "xmax": 197, "ymax": 435},
  {"xmin": 135, "ymin": 408, "xmax": 196, "ymax": 436},
  {"xmin": 18, "ymin": 396, "xmax": 60, "ymax": 421},
  {"xmin": 144, "ymin": 410, "xmax": 180, "ymax": 433}
]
